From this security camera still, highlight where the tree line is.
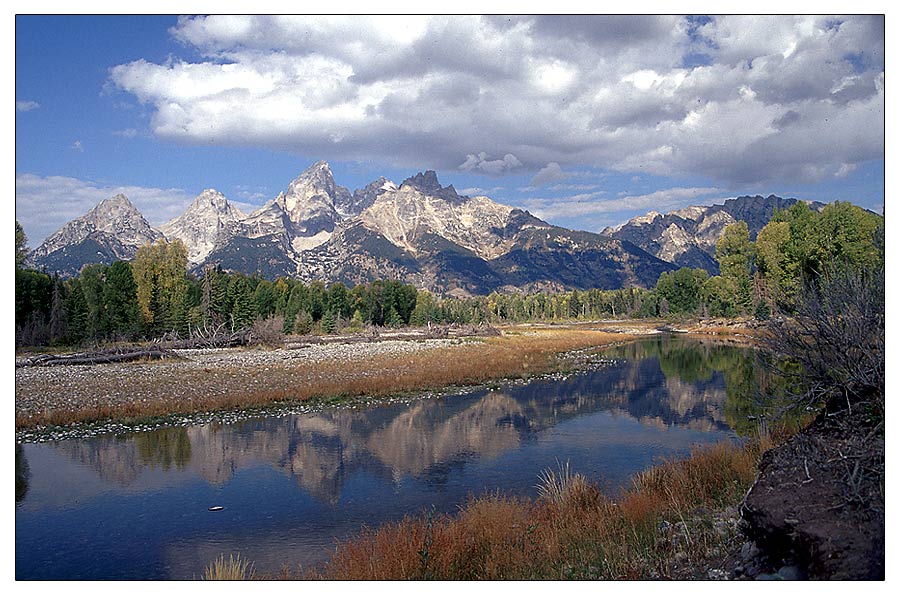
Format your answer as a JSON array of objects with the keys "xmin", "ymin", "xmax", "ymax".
[
  {"xmin": 644, "ymin": 201, "xmax": 883, "ymax": 319},
  {"xmin": 14, "ymin": 200, "xmax": 882, "ymax": 347}
]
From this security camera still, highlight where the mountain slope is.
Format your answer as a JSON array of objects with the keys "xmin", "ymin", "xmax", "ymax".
[{"xmin": 27, "ymin": 194, "xmax": 163, "ymax": 276}]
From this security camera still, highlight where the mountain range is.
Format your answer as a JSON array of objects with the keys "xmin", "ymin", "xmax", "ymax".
[
  {"xmin": 604, "ymin": 194, "xmax": 827, "ymax": 275},
  {"xmin": 25, "ymin": 160, "xmax": 819, "ymax": 295}
]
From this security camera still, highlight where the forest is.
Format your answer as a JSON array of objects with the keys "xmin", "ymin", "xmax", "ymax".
[{"xmin": 14, "ymin": 201, "xmax": 883, "ymax": 348}]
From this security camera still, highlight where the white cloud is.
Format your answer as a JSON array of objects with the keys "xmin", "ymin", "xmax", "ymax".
[
  {"xmin": 530, "ymin": 162, "xmax": 571, "ymax": 187},
  {"xmin": 16, "ymin": 100, "xmax": 40, "ymax": 112},
  {"xmin": 459, "ymin": 152, "xmax": 522, "ymax": 175},
  {"xmin": 70, "ymin": 140, "xmax": 84, "ymax": 152},
  {"xmin": 15, "ymin": 173, "xmax": 193, "ymax": 247},
  {"xmin": 113, "ymin": 128, "xmax": 139, "ymax": 138},
  {"xmin": 522, "ymin": 186, "xmax": 724, "ymax": 222},
  {"xmin": 106, "ymin": 15, "xmax": 883, "ymax": 186}
]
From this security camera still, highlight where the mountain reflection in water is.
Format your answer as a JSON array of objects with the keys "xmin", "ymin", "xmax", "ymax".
[{"xmin": 16, "ymin": 335, "xmax": 776, "ymax": 579}]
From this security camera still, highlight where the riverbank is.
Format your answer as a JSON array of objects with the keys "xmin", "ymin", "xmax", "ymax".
[{"xmin": 17, "ymin": 320, "xmax": 699, "ymax": 434}]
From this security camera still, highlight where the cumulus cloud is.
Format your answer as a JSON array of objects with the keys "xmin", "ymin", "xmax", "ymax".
[
  {"xmin": 15, "ymin": 173, "xmax": 193, "ymax": 247},
  {"xmin": 530, "ymin": 162, "xmax": 570, "ymax": 187},
  {"xmin": 107, "ymin": 15, "xmax": 884, "ymax": 187},
  {"xmin": 459, "ymin": 152, "xmax": 522, "ymax": 174},
  {"xmin": 16, "ymin": 100, "xmax": 40, "ymax": 112}
]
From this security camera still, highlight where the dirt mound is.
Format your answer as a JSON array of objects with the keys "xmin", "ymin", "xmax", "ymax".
[{"xmin": 740, "ymin": 399, "xmax": 884, "ymax": 579}]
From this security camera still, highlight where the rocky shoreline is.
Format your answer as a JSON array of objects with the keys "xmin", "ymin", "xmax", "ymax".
[{"xmin": 15, "ymin": 337, "xmax": 465, "ymax": 436}]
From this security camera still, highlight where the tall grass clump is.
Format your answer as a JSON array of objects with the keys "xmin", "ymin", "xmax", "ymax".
[
  {"xmin": 203, "ymin": 554, "xmax": 255, "ymax": 580},
  {"xmin": 313, "ymin": 440, "xmax": 762, "ymax": 580},
  {"xmin": 536, "ymin": 460, "xmax": 592, "ymax": 508}
]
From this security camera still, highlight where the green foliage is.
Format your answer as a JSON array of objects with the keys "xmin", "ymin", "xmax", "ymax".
[
  {"xmin": 410, "ymin": 290, "xmax": 439, "ymax": 326},
  {"xmin": 703, "ymin": 275, "xmax": 738, "ymax": 318},
  {"xmin": 321, "ymin": 309, "xmax": 337, "ymax": 334},
  {"xmin": 325, "ymin": 282, "xmax": 350, "ymax": 319},
  {"xmin": 654, "ymin": 267, "xmax": 709, "ymax": 315},
  {"xmin": 64, "ymin": 279, "xmax": 89, "ymax": 344},
  {"xmin": 103, "ymin": 261, "xmax": 140, "ymax": 339},
  {"xmin": 132, "ymin": 239, "xmax": 191, "ymax": 335},
  {"xmin": 253, "ymin": 279, "xmax": 277, "ymax": 319},
  {"xmin": 228, "ymin": 275, "xmax": 256, "ymax": 330},
  {"xmin": 715, "ymin": 221, "xmax": 754, "ymax": 313},
  {"xmin": 15, "ymin": 198, "xmax": 882, "ymax": 347},
  {"xmin": 15, "ymin": 221, "xmax": 28, "ymax": 269},
  {"xmin": 15, "ymin": 268, "xmax": 52, "ymax": 327},
  {"xmin": 200, "ymin": 264, "xmax": 230, "ymax": 326},
  {"xmin": 759, "ymin": 201, "xmax": 883, "ymax": 311}
]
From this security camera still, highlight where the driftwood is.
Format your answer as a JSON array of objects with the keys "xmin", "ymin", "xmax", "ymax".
[
  {"xmin": 15, "ymin": 323, "xmax": 501, "ymax": 365},
  {"xmin": 16, "ymin": 348, "xmax": 179, "ymax": 368}
]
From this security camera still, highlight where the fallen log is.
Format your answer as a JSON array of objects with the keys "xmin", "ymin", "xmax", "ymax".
[{"xmin": 16, "ymin": 349, "xmax": 179, "ymax": 368}]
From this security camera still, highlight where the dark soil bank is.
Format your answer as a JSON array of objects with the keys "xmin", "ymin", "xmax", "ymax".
[{"xmin": 741, "ymin": 397, "xmax": 884, "ymax": 580}]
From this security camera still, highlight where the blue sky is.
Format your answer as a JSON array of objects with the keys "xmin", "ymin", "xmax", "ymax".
[{"xmin": 15, "ymin": 14, "xmax": 885, "ymax": 247}]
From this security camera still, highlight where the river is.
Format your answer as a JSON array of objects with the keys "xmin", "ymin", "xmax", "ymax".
[{"xmin": 15, "ymin": 335, "xmax": 775, "ymax": 579}]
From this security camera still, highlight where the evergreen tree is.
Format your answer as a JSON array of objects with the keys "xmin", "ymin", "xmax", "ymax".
[
  {"xmin": 103, "ymin": 261, "xmax": 140, "ymax": 340},
  {"xmin": 321, "ymin": 309, "xmax": 337, "ymax": 334},
  {"xmin": 325, "ymin": 282, "xmax": 350, "ymax": 319},
  {"xmin": 79, "ymin": 264, "xmax": 108, "ymax": 340},
  {"xmin": 229, "ymin": 276, "xmax": 256, "ymax": 330},
  {"xmin": 48, "ymin": 279, "xmax": 67, "ymax": 344},
  {"xmin": 15, "ymin": 221, "xmax": 28, "ymax": 269},
  {"xmin": 64, "ymin": 279, "xmax": 89, "ymax": 344},
  {"xmin": 253, "ymin": 280, "xmax": 277, "ymax": 319}
]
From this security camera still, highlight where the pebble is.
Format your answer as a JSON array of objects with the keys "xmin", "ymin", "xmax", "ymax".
[{"xmin": 777, "ymin": 565, "xmax": 804, "ymax": 580}]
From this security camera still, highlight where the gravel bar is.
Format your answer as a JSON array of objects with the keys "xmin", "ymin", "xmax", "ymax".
[{"xmin": 15, "ymin": 338, "xmax": 463, "ymax": 428}]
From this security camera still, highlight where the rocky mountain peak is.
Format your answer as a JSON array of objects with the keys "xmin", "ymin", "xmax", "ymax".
[
  {"xmin": 347, "ymin": 177, "xmax": 398, "ymax": 215},
  {"xmin": 400, "ymin": 170, "xmax": 462, "ymax": 202},
  {"xmin": 161, "ymin": 189, "xmax": 244, "ymax": 265},
  {"xmin": 286, "ymin": 160, "xmax": 339, "ymax": 197},
  {"xmin": 194, "ymin": 188, "xmax": 230, "ymax": 211},
  {"xmin": 27, "ymin": 160, "xmax": 681, "ymax": 292},
  {"xmin": 89, "ymin": 193, "xmax": 138, "ymax": 218},
  {"xmin": 27, "ymin": 192, "xmax": 163, "ymax": 272},
  {"xmin": 268, "ymin": 161, "xmax": 353, "ymax": 236}
]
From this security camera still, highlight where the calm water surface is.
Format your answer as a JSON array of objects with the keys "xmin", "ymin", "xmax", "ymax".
[{"xmin": 16, "ymin": 335, "xmax": 773, "ymax": 579}]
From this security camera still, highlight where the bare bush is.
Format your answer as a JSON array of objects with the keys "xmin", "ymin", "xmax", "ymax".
[
  {"xmin": 248, "ymin": 315, "xmax": 285, "ymax": 347},
  {"xmin": 766, "ymin": 262, "xmax": 884, "ymax": 412}
]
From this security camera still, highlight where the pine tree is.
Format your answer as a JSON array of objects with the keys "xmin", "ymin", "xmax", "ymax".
[
  {"xmin": 103, "ymin": 261, "xmax": 140, "ymax": 340},
  {"xmin": 49, "ymin": 280, "xmax": 67, "ymax": 344},
  {"xmin": 321, "ymin": 309, "xmax": 337, "ymax": 334},
  {"xmin": 229, "ymin": 276, "xmax": 256, "ymax": 330}
]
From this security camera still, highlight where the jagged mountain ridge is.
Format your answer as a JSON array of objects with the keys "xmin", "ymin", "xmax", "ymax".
[
  {"xmin": 28, "ymin": 162, "xmax": 677, "ymax": 294},
  {"xmin": 604, "ymin": 195, "xmax": 827, "ymax": 275},
  {"xmin": 26, "ymin": 194, "xmax": 164, "ymax": 276}
]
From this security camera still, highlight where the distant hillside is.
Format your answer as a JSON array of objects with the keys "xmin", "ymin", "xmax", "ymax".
[{"xmin": 604, "ymin": 195, "xmax": 827, "ymax": 275}]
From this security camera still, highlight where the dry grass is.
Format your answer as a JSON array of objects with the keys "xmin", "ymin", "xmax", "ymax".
[
  {"xmin": 202, "ymin": 554, "xmax": 255, "ymax": 580},
  {"xmin": 16, "ymin": 327, "xmax": 631, "ymax": 430},
  {"xmin": 305, "ymin": 439, "xmax": 765, "ymax": 580}
]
